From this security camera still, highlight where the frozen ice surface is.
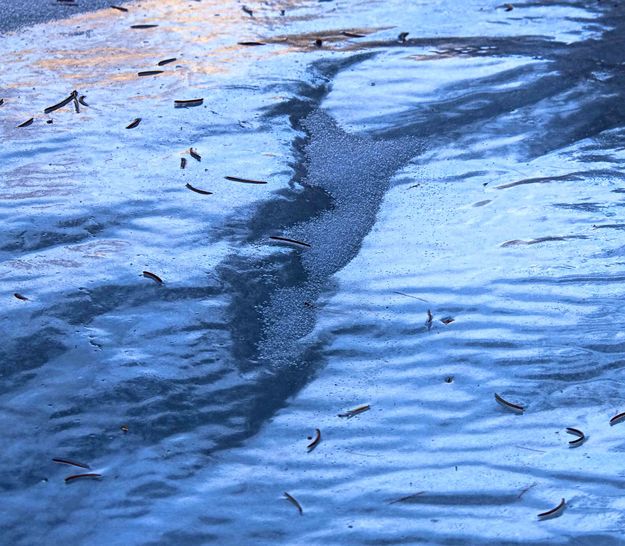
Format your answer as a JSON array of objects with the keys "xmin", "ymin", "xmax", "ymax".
[{"xmin": 2, "ymin": 0, "xmax": 625, "ymax": 544}]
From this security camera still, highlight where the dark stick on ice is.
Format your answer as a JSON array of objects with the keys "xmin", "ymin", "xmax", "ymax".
[
  {"xmin": 111, "ymin": 5, "xmax": 128, "ymax": 12},
  {"xmin": 131, "ymin": 24, "xmax": 159, "ymax": 29},
  {"xmin": 494, "ymin": 393, "xmax": 524, "ymax": 414},
  {"xmin": 610, "ymin": 411, "xmax": 625, "ymax": 426},
  {"xmin": 65, "ymin": 473, "xmax": 102, "ymax": 483},
  {"xmin": 158, "ymin": 58, "xmax": 177, "ymax": 66},
  {"xmin": 138, "ymin": 70, "xmax": 164, "ymax": 77},
  {"xmin": 52, "ymin": 458, "xmax": 90, "ymax": 470},
  {"xmin": 142, "ymin": 271, "xmax": 163, "ymax": 284},
  {"xmin": 242, "ymin": 5, "xmax": 254, "ymax": 16},
  {"xmin": 537, "ymin": 498, "xmax": 566, "ymax": 520},
  {"xmin": 186, "ymin": 183, "xmax": 212, "ymax": 195},
  {"xmin": 17, "ymin": 118, "xmax": 34, "ymax": 128},
  {"xmin": 126, "ymin": 118, "xmax": 141, "ymax": 129},
  {"xmin": 43, "ymin": 91, "xmax": 76, "ymax": 114},
  {"xmin": 78, "ymin": 96, "xmax": 89, "ymax": 107},
  {"xmin": 180, "ymin": 157, "xmax": 187, "ymax": 169},
  {"xmin": 283, "ymin": 492, "xmax": 303, "ymax": 515},
  {"xmin": 189, "ymin": 148, "xmax": 201, "ymax": 161},
  {"xmin": 174, "ymin": 99, "xmax": 204, "ymax": 108},
  {"xmin": 398, "ymin": 32, "xmax": 409, "ymax": 43},
  {"xmin": 338, "ymin": 405, "xmax": 370, "ymax": 418},
  {"xmin": 426, "ymin": 309, "xmax": 433, "ymax": 330},
  {"xmin": 237, "ymin": 41, "xmax": 266, "ymax": 46},
  {"xmin": 225, "ymin": 176, "xmax": 267, "ymax": 184},
  {"xmin": 269, "ymin": 236, "xmax": 311, "ymax": 248},
  {"xmin": 565, "ymin": 427, "xmax": 586, "ymax": 447},
  {"xmin": 342, "ymin": 31, "xmax": 366, "ymax": 38},
  {"xmin": 307, "ymin": 429, "xmax": 321, "ymax": 452},
  {"xmin": 14, "ymin": 293, "xmax": 29, "ymax": 301}
]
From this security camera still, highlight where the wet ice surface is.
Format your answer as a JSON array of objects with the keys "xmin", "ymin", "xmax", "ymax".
[{"xmin": 2, "ymin": 0, "xmax": 625, "ymax": 543}]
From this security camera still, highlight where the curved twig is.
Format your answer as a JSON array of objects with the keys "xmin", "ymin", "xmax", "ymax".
[
  {"xmin": 142, "ymin": 271, "xmax": 163, "ymax": 284},
  {"xmin": 537, "ymin": 498, "xmax": 566, "ymax": 520},
  {"xmin": 53, "ymin": 458, "xmax": 90, "ymax": 469},
  {"xmin": 565, "ymin": 427, "xmax": 586, "ymax": 447},
  {"xmin": 610, "ymin": 411, "xmax": 625, "ymax": 426},
  {"xmin": 283, "ymin": 492, "xmax": 303, "ymax": 515},
  {"xmin": 307, "ymin": 429, "xmax": 321, "ymax": 452},
  {"xmin": 185, "ymin": 183, "xmax": 212, "ymax": 195},
  {"xmin": 65, "ymin": 473, "xmax": 102, "ymax": 483},
  {"xmin": 494, "ymin": 393, "xmax": 524, "ymax": 414}
]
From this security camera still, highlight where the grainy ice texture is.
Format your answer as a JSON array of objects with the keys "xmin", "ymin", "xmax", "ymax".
[
  {"xmin": 2, "ymin": 0, "xmax": 625, "ymax": 544},
  {"xmin": 0, "ymin": 0, "xmax": 131, "ymax": 33}
]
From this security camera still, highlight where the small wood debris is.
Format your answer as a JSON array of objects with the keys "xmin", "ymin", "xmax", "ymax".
[
  {"xmin": 338, "ymin": 405, "xmax": 370, "ymax": 418},
  {"xmin": 565, "ymin": 427, "xmax": 585, "ymax": 448},
  {"xmin": 174, "ymin": 98, "xmax": 204, "ymax": 108},
  {"xmin": 142, "ymin": 271, "xmax": 163, "ymax": 284},
  {"xmin": 269, "ymin": 236, "xmax": 311, "ymax": 248},
  {"xmin": 283, "ymin": 492, "xmax": 303, "ymax": 515},
  {"xmin": 65, "ymin": 473, "xmax": 102, "ymax": 483},
  {"xmin": 225, "ymin": 176, "xmax": 267, "ymax": 184},
  {"xmin": 52, "ymin": 458, "xmax": 90, "ymax": 469},
  {"xmin": 494, "ymin": 393, "xmax": 524, "ymax": 414},
  {"xmin": 537, "ymin": 498, "xmax": 566, "ymax": 520},
  {"xmin": 185, "ymin": 183, "xmax": 212, "ymax": 195},
  {"xmin": 610, "ymin": 411, "xmax": 625, "ymax": 426},
  {"xmin": 307, "ymin": 429, "xmax": 321, "ymax": 452}
]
